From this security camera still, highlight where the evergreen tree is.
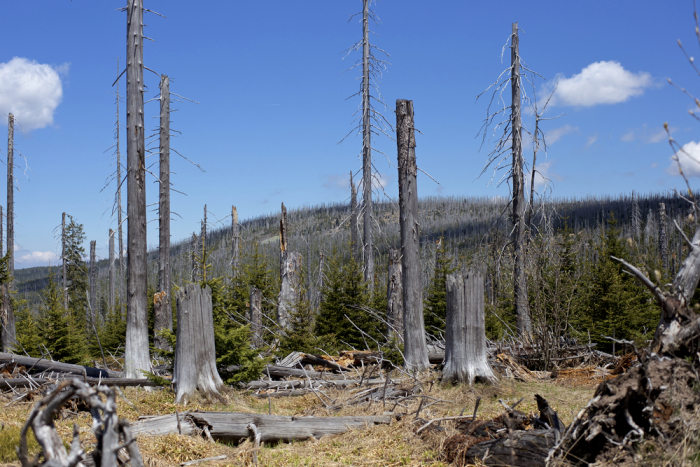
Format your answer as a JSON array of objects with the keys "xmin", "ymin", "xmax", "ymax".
[
  {"xmin": 98, "ymin": 295, "xmax": 127, "ymax": 355},
  {"xmin": 38, "ymin": 272, "xmax": 87, "ymax": 364},
  {"xmin": 423, "ymin": 238, "xmax": 455, "ymax": 336},
  {"xmin": 65, "ymin": 217, "xmax": 89, "ymax": 332}
]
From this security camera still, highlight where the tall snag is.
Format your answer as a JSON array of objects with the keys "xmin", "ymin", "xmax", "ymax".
[
  {"xmin": 396, "ymin": 99, "xmax": 429, "ymax": 371},
  {"xmin": 109, "ymin": 228, "xmax": 115, "ymax": 310},
  {"xmin": 0, "ymin": 114, "xmax": 14, "ymax": 351},
  {"xmin": 89, "ymin": 240, "xmax": 97, "ymax": 324},
  {"xmin": 125, "ymin": 0, "xmax": 150, "ymax": 379},
  {"xmin": 278, "ymin": 203, "xmax": 301, "ymax": 331},
  {"xmin": 155, "ymin": 74, "xmax": 172, "ymax": 350},
  {"xmin": 231, "ymin": 205, "xmax": 239, "ymax": 272},
  {"xmin": 386, "ymin": 248, "xmax": 403, "ymax": 340}
]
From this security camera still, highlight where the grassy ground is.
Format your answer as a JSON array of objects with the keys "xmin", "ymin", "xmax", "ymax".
[{"xmin": 0, "ymin": 373, "xmax": 595, "ymax": 467}]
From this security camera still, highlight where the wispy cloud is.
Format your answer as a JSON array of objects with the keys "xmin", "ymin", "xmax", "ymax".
[
  {"xmin": 323, "ymin": 172, "xmax": 391, "ymax": 193},
  {"xmin": 546, "ymin": 125, "xmax": 578, "ymax": 144},
  {"xmin": 545, "ymin": 61, "xmax": 653, "ymax": 107},
  {"xmin": 586, "ymin": 134, "xmax": 598, "ymax": 148},
  {"xmin": 621, "ymin": 125, "xmax": 669, "ymax": 144},
  {"xmin": 0, "ymin": 57, "xmax": 65, "ymax": 130},
  {"xmin": 18, "ymin": 250, "xmax": 59, "ymax": 267},
  {"xmin": 527, "ymin": 160, "xmax": 561, "ymax": 192},
  {"xmin": 668, "ymin": 141, "xmax": 700, "ymax": 178}
]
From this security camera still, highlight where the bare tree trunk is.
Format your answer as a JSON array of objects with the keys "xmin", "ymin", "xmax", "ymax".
[
  {"xmin": 173, "ymin": 284, "xmax": 224, "ymax": 403},
  {"xmin": 0, "ymin": 205, "xmax": 3, "ymax": 256},
  {"xmin": 632, "ymin": 191, "xmax": 641, "ymax": 241},
  {"xmin": 231, "ymin": 205, "xmax": 239, "ymax": 272},
  {"xmin": 659, "ymin": 202, "xmax": 668, "ymax": 272},
  {"xmin": 443, "ymin": 271, "xmax": 497, "ymax": 384},
  {"xmin": 191, "ymin": 232, "xmax": 198, "ymax": 282},
  {"xmin": 202, "ymin": 204, "xmax": 207, "ymax": 258},
  {"xmin": 125, "ymin": 0, "xmax": 150, "ymax": 379},
  {"xmin": 115, "ymin": 59, "xmax": 126, "ymax": 311},
  {"xmin": 155, "ymin": 74, "xmax": 172, "ymax": 350},
  {"xmin": 396, "ymin": 99, "xmax": 429, "ymax": 372},
  {"xmin": 249, "ymin": 287, "xmax": 263, "ymax": 348},
  {"xmin": 62, "ymin": 212, "xmax": 67, "ymax": 310},
  {"xmin": 361, "ymin": 0, "xmax": 374, "ymax": 290},
  {"xmin": 278, "ymin": 253, "xmax": 301, "ymax": 332},
  {"xmin": 90, "ymin": 240, "xmax": 97, "ymax": 325},
  {"xmin": 1, "ymin": 115, "xmax": 14, "ymax": 352},
  {"xmin": 350, "ymin": 171, "xmax": 359, "ymax": 261},
  {"xmin": 386, "ymin": 248, "xmax": 403, "ymax": 340},
  {"xmin": 511, "ymin": 23, "xmax": 532, "ymax": 339},
  {"xmin": 109, "ymin": 229, "xmax": 115, "ymax": 310},
  {"xmin": 318, "ymin": 250, "xmax": 324, "ymax": 308}
]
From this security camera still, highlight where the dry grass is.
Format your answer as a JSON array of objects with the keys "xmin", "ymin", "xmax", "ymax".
[{"xmin": 0, "ymin": 373, "xmax": 595, "ymax": 466}]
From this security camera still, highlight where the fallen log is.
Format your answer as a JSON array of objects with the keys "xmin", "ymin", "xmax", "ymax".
[
  {"xmin": 0, "ymin": 352, "xmax": 122, "ymax": 378},
  {"xmin": 463, "ymin": 429, "xmax": 556, "ymax": 466},
  {"xmin": 0, "ymin": 377, "xmax": 159, "ymax": 390},
  {"xmin": 189, "ymin": 412, "xmax": 392, "ymax": 443},
  {"xmin": 263, "ymin": 365, "xmax": 346, "ymax": 380},
  {"xmin": 131, "ymin": 412, "xmax": 391, "ymax": 443},
  {"xmin": 245, "ymin": 377, "xmax": 393, "ymax": 391},
  {"xmin": 300, "ymin": 354, "xmax": 352, "ymax": 373}
]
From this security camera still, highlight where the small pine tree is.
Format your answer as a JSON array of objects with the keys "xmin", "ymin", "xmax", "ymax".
[
  {"xmin": 423, "ymin": 238, "xmax": 455, "ymax": 337},
  {"xmin": 38, "ymin": 272, "xmax": 87, "ymax": 364}
]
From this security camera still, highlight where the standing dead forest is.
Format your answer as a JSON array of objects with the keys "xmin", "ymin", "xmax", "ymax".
[{"xmin": 4, "ymin": 2, "xmax": 700, "ymax": 467}]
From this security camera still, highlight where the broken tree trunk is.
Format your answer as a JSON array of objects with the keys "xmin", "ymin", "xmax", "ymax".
[
  {"xmin": 659, "ymin": 202, "xmax": 668, "ymax": 272},
  {"xmin": 132, "ymin": 411, "xmax": 391, "ymax": 443},
  {"xmin": 1, "ymin": 113, "xmax": 14, "ymax": 353},
  {"xmin": 89, "ymin": 240, "xmax": 97, "ymax": 325},
  {"xmin": 396, "ymin": 99, "xmax": 429, "ymax": 372},
  {"xmin": 173, "ymin": 283, "xmax": 224, "ymax": 403},
  {"xmin": 155, "ymin": 74, "xmax": 172, "ymax": 351},
  {"xmin": 463, "ymin": 429, "xmax": 556, "ymax": 467},
  {"xmin": 443, "ymin": 271, "xmax": 497, "ymax": 384},
  {"xmin": 361, "ymin": 0, "xmax": 374, "ymax": 291},
  {"xmin": 125, "ymin": 0, "xmax": 150, "ymax": 380},
  {"xmin": 231, "ymin": 205, "xmax": 239, "ymax": 271},
  {"xmin": 350, "ymin": 171, "xmax": 359, "ymax": 261},
  {"xmin": 249, "ymin": 286, "xmax": 263, "ymax": 348},
  {"xmin": 0, "ymin": 377, "xmax": 158, "ymax": 390},
  {"xmin": 277, "ymin": 204, "xmax": 301, "ymax": 331},
  {"xmin": 386, "ymin": 248, "xmax": 403, "ymax": 340},
  {"xmin": 191, "ymin": 232, "xmax": 198, "ymax": 282}
]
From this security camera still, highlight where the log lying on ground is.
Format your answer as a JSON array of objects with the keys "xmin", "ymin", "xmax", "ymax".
[
  {"xmin": 131, "ymin": 412, "xmax": 391, "ymax": 443},
  {"xmin": 462, "ymin": 429, "xmax": 556, "ymax": 467},
  {"xmin": 0, "ymin": 352, "xmax": 122, "ymax": 378},
  {"xmin": 245, "ymin": 377, "xmax": 395, "ymax": 390},
  {"xmin": 0, "ymin": 377, "xmax": 159, "ymax": 390},
  {"xmin": 300, "ymin": 354, "xmax": 352, "ymax": 372},
  {"xmin": 263, "ymin": 365, "xmax": 347, "ymax": 380}
]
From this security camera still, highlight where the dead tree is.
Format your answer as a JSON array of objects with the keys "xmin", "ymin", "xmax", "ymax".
[
  {"xmin": 173, "ymin": 283, "xmax": 224, "ymax": 403},
  {"xmin": 443, "ymin": 271, "xmax": 497, "ymax": 384},
  {"xmin": 249, "ymin": 287, "xmax": 263, "ymax": 348},
  {"xmin": 278, "ymin": 204, "xmax": 301, "ymax": 331},
  {"xmin": 350, "ymin": 171, "xmax": 359, "ymax": 260},
  {"xmin": 191, "ymin": 232, "xmax": 198, "ymax": 282},
  {"xmin": 155, "ymin": 74, "xmax": 172, "ymax": 350},
  {"xmin": 17, "ymin": 379, "xmax": 144, "ymax": 467},
  {"xmin": 232, "ymin": 205, "xmax": 239, "ymax": 272},
  {"xmin": 386, "ymin": 248, "xmax": 403, "ymax": 340},
  {"xmin": 659, "ymin": 202, "xmax": 668, "ymax": 272},
  {"xmin": 89, "ymin": 240, "xmax": 97, "ymax": 324},
  {"xmin": 396, "ymin": 99, "xmax": 429, "ymax": 371},
  {"xmin": 1, "ymin": 114, "xmax": 14, "ymax": 352},
  {"xmin": 62, "ymin": 212, "xmax": 68, "ymax": 310},
  {"xmin": 109, "ymin": 229, "xmax": 115, "ymax": 310},
  {"xmin": 202, "ymin": 204, "xmax": 207, "ymax": 257},
  {"xmin": 125, "ymin": 0, "xmax": 150, "ymax": 380}
]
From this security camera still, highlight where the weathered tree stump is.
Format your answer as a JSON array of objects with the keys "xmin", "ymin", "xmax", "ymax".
[
  {"xmin": 173, "ymin": 284, "xmax": 224, "ymax": 403},
  {"xmin": 386, "ymin": 248, "xmax": 403, "ymax": 340},
  {"xmin": 278, "ymin": 252, "xmax": 301, "ymax": 331},
  {"xmin": 443, "ymin": 271, "xmax": 497, "ymax": 384}
]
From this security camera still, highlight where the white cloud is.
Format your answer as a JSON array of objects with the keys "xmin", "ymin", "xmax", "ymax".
[
  {"xmin": 546, "ymin": 125, "xmax": 578, "ymax": 144},
  {"xmin": 546, "ymin": 61, "xmax": 653, "ymax": 107},
  {"xmin": 621, "ymin": 130, "xmax": 635, "ymax": 142},
  {"xmin": 18, "ymin": 250, "xmax": 59, "ymax": 267},
  {"xmin": 586, "ymin": 134, "xmax": 598, "ymax": 148},
  {"xmin": 527, "ymin": 160, "xmax": 560, "ymax": 191},
  {"xmin": 0, "ymin": 57, "xmax": 65, "ymax": 130},
  {"xmin": 668, "ymin": 141, "xmax": 700, "ymax": 178}
]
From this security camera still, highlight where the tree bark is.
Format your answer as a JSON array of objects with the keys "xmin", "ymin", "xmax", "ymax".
[
  {"xmin": 62, "ymin": 212, "xmax": 67, "ymax": 310},
  {"xmin": 361, "ymin": 0, "xmax": 374, "ymax": 290},
  {"xmin": 2, "ymin": 114, "xmax": 14, "ymax": 352},
  {"xmin": 0, "ymin": 352, "xmax": 122, "ymax": 378},
  {"xmin": 249, "ymin": 286, "xmax": 263, "ymax": 348},
  {"xmin": 386, "ymin": 248, "xmax": 403, "ymax": 340},
  {"xmin": 443, "ymin": 271, "xmax": 497, "ymax": 384},
  {"xmin": 396, "ymin": 99, "xmax": 429, "ymax": 372},
  {"xmin": 155, "ymin": 74, "xmax": 172, "ymax": 350},
  {"xmin": 116, "ymin": 63, "xmax": 126, "ymax": 308},
  {"xmin": 231, "ymin": 205, "xmax": 239, "ymax": 272},
  {"xmin": 173, "ymin": 284, "xmax": 224, "ymax": 403},
  {"xmin": 350, "ymin": 171, "xmax": 359, "ymax": 261},
  {"xmin": 109, "ymin": 229, "xmax": 115, "ymax": 310},
  {"xmin": 659, "ymin": 202, "xmax": 668, "ymax": 272},
  {"xmin": 191, "ymin": 232, "xmax": 198, "ymax": 282},
  {"xmin": 89, "ymin": 240, "xmax": 97, "ymax": 325},
  {"xmin": 278, "ymin": 252, "xmax": 301, "ymax": 332},
  {"xmin": 511, "ymin": 22, "xmax": 532, "ymax": 339},
  {"xmin": 202, "ymin": 204, "xmax": 207, "ymax": 260},
  {"xmin": 125, "ymin": 0, "xmax": 150, "ymax": 379}
]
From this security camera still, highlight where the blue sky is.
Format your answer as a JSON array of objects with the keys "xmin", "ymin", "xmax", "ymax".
[{"xmin": 1, "ymin": 0, "xmax": 699, "ymax": 268}]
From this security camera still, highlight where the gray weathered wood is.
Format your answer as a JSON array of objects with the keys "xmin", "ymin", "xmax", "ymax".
[
  {"xmin": 109, "ymin": 229, "xmax": 115, "ymax": 310},
  {"xmin": 249, "ymin": 287, "xmax": 263, "ymax": 348},
  {"xmin": 0, "ymin": 377, "xmax": 158, "ymax": 390},
  {"xmin": 278, "ymin": 252, "xmax": 301, "ymax": 332},
  {"xmin": 116, "ymin": 62, "xmax": 126, "ymax": 307},
  {"xmin": 396, "ymin": 99, "xmax": 429, "ymax": 372},
  {"xmin": 1, "ymin": 114, "xmax": 14, "ymax": 352},
  {"xmin": 173, "ymin": 284, "xmax": 224, "ymax": 403},
  {"xmin": 464, "ymin": 429, "xmax": 555, "ymax": 466},
  {"xmin": 131, "ymin": 413, "xmax": 196, "ymax": 437},
  {"xmin": 62, "ymin": 212, "xmax": 67, "ymax": 311},
  {"xmin": 350, "ymin": 171, "xmax": 359, "ymax": 260},
  {"xmin": 386, "ymin": 248, "xmax": 403, "ymax": 340},
  {"xmin": 231, "ymin": 205, "xmax": 239, "ymax": 271},
  {"xmin": 89, "ymin": 240, "xmax": 97, "ymax": 324},
  {"xmin": 443, "ymin": 271, "xmax": 497, "ymax": 384},
  {"xmin": 0, "ymin": 352, "xmax": 123, "ymax": 378},
  {"xmin": 511, "ymin": 23, "xmax": 532, "ymax": 338},
  {"xmin": 191, "ymin": 232, "xmax": 198, "ymax": 282},
  {"xmin": 361, "ymin": 0, "xmax": 374, "ymax": 290},
  {"xmin": 201, "ymin": 205, "xmax": 207, "ymax": 259},
  {"xmin": 125, "ymin": 0, "xmax": 150, "ymax": 380},
  {"xmin": 155, "ymin": 74, "xmax": 172, "ymax": 350},
  {"xmin": 659, "ymin": 202, "xmax": 668, "ymax": 272}
]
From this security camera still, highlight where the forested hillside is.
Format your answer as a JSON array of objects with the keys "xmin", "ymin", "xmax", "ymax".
[{"xmin": 10, "ymin": 188, "xmax": 690, "ymax": 362}]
